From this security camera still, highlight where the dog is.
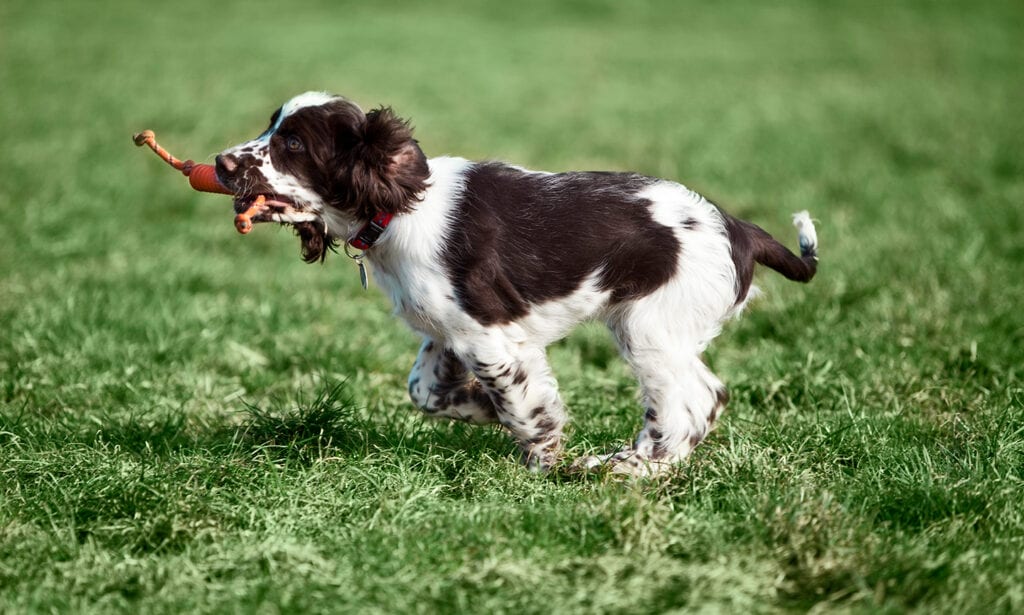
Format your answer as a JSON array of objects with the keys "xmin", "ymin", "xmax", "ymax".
[{"xmin": 214, "ymin": 91, "xmax": 819, "ymax": 476}]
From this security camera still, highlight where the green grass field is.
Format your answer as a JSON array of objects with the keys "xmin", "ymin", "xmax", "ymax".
[{"xmin": 2, "ymin": 0, "xmax": 1023, "ymax": 612}]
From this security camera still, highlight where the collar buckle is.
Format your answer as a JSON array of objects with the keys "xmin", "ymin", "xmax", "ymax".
[{"xmin": 348, "ymin": 211, "xmax": 394, "ymax": 251}]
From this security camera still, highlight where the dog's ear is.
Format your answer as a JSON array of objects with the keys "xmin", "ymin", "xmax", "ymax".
[
  {"xmin": 293, "ymin": 220, "xmax": 335, "ymax": 263},
  {"xmin": 346, "ymin": 107, "xmax": 430, "ymax": 219}
]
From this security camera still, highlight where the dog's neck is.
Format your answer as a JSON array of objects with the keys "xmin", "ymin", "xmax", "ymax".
[
  {"xmin": 331, "ymin": 156, "xmax": 473, "ymax": 267},
  {"xmin": 314, "ymin": 156, "xmax": 465, "ymax": 260}
]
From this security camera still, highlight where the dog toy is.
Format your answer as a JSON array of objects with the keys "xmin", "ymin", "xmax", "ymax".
[{"xmin": 132, "ymin": 130, "xmax": 262, "ymax": 234}]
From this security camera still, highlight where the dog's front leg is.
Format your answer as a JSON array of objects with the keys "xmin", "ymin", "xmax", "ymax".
[
  {"xmin": 407, "ymin": 338, "xmax": 500, "ymax": 424},
  {"xmin": 451, "ymin": 336, "xmax": 568, "ymax": 472}
]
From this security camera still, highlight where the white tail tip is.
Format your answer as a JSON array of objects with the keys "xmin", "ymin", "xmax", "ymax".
[{"xmin": 792, "ymin": 210, "xmax": 818, "ymax": 257}]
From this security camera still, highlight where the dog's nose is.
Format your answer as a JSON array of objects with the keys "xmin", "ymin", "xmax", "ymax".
[{"xmin": 215, "ymin": 154, "xmax": 238, "ymax": 175}]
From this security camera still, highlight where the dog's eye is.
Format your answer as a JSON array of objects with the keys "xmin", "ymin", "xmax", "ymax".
[{"xmin": 286, "ymin": 136, "xmax": 304, "ymax": 152}]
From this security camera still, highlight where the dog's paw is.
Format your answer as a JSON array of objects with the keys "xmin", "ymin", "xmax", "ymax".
[
  {"xmin": 520, "ymin": 438, "xmax": 564, "ymax": 473},
  {"xmin": 568, "ymin": 454, "xmax": 607, "ymax": 473},
  {"xmin": 569, "ymin": 448, "xmax": 675, "ymax": 478}
]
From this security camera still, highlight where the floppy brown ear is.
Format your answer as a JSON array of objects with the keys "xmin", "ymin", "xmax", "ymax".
[{"xmin": 348, "ymin": 107, "xmax": 430, "ymax": 219}]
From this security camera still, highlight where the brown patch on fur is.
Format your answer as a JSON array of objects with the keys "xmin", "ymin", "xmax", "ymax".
[{"xmin": 442, "ymin": 163, "xmax": 681, "ymax": 325}]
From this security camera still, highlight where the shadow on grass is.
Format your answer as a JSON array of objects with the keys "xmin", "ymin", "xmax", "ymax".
[
  {"xmin": 1, "ymin": 381, "xmax": 522, "ymax": 558},
  {"xmin": 0, "ymin": 380, "xmax": 515, "ymax": 468}
]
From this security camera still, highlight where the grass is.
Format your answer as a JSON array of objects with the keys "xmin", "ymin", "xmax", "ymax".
[{"xmin": 1, "ymin": 0, "xmax": 1023, "ymax": 612}]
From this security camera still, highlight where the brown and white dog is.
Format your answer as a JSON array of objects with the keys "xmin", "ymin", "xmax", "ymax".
[{"xmin": 214, "ymin": 92, "xmax": 819, "ymax": 476}]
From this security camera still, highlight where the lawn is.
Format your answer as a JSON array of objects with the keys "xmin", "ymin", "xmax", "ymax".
[{"xmin": 1, "ymin": 0, "xmax": 1023, "ymax": 612}]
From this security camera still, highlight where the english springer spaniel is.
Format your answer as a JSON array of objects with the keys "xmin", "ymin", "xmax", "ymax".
[{"xmin": 214, "ymin": 92, "xmax": 819, "ymax": 476}]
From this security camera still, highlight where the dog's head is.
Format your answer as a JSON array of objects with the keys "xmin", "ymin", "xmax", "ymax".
[{"xmin": 215, "ymin": 92, "xmax": 430, "ymax": 262}]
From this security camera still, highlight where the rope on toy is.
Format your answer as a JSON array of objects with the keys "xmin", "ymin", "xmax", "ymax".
[{"xmin": 132, "ymin": 130, "xmax": 232, "ymax": 195}]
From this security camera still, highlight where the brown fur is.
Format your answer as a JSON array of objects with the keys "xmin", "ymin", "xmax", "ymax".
[{"xmin": 336, "ymin": 107, "xmax": 431, "ymax": 220}]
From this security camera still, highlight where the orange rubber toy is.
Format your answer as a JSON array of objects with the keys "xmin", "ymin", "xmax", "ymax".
[{"xmin": 133, "ymin": 129, "xmax": 262, "ymax": 234}]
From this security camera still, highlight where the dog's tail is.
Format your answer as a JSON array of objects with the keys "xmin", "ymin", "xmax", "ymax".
[
  {"xmin": 749, "ymin": 211, "xmax": 818, "ymax": 283},
  {"xmin": 723, "ymin": 210, "xmax": 818, "ymax": 303}
]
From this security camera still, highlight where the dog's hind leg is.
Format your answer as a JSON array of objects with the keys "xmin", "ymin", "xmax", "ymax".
[
  {"xmin": 581, "ymin": 351, "xmax": 727, "ymax": 476},
  {"xmin": 577, "ymin": 306, "xmax": 730, "ymax": 476},
  {"xmin": 632, "ymin": 353, "xmax": 727, "ymax": 468},
  {"xmin": 407, "ymin": 338, "xmax": 499, "ymax": 424}
]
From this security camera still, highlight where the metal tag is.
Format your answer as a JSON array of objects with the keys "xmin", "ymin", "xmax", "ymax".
[
  {"xmin": 356, "ymin": 257, "xmax": 368, "ymax": 290},
  {"xmin": 344, "ymin": 243, "xmax": 369, "ymax": 291}
]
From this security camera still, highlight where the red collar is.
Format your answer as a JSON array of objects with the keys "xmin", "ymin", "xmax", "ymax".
[{"xmin": 347, "ymin": 212, "xmax": 393, "ymax": 251}]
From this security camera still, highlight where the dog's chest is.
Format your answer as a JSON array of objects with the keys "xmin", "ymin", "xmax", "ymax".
[{"xmin": 369, "ymin": 258, "xmax": 458, "ymax": 339}]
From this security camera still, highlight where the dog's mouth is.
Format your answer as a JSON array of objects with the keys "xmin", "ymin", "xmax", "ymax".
[
  {"xmin": 232, "ymin": 193, "xmax": 321, "ymax": 229},
  {"xmin": 232, "ymin": 194, "xmax": 335, "ymax": 263}
]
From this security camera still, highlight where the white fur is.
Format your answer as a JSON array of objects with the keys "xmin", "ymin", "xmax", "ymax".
[
  {"xmin": 792, "ymin": 210, "xmax": 818, "ymax": 256},
  {"xmin": 363, "ymin": 157, "xmax": 473, "ymax": 338},
  {"xmin": 281, "ymin": 91, "xmax": 345, "ymax": 119}
]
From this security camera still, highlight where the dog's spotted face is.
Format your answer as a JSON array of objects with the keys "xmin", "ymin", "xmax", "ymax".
[{"xmin": 215, "ymin": 92, "xmax": 430, "ymax": 261}]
